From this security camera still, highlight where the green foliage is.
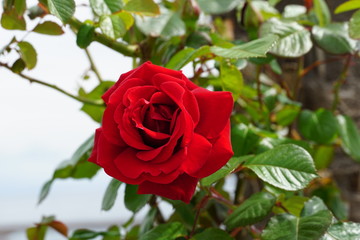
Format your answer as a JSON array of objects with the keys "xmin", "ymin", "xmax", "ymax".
[
  {"xmin": 38, "ymin": 135, "xmax": 99, "ymax": 204},
  {"xmin": 225, "ymin": 192, "xmax": 276, "ymax": 230},
  {"xmin": 312, "ymin": 23, "xmax": 358, "ymax": 55},
  {"xmin": 298, "ymin": 109, "xmax": 337, "ymax": 144},
  {"xmin": 190, "ymin": 228, "xmax": 233, "ymax": 240},
  {"xmin": 123, "ymin": 0, "xmax": 160, "ymax": 16},
  {"xmin": 47, "ymin": 0, "xmax": 75, "ymax": 23},
  {"xmin": 124, "ymin": 184, "xmax": 151, "ymax": 213},
  {"xmin": 260, "ymin": 18, "xmax": 313, "ymax": 57},
  {"xmin": 196, "ymin": 0, "xmax": 242, "ymax": 14},
  {"xmin": 18, "ymin": 41, "xmax": 37, "ymax": 70},
  {"xmin": 102, "ymin": 178, "xmax": 122, "ymax": 211},
  {"xmin": 210, "ymin": 34, "xmax": 278, "ymax": 59},
  {"xmin": 139, "ymin": 222, "xmax": 187, "ymax": 240},
  {"xmin": 33, "ymin": 21, "xmax": 64, "ymax": 35},
  {"xmin": 349, "ymin": 10, "xmax": 360, "ymax": 39},
  {"xmin": 244, "ymin": 144, "xmax": 317, "ymax": 191},
  {"xmin": 77, "ymin": 23, "xmax": 95, "ymax": 48},
  {"xmin": 337, "ymin": 115, "xmax": 360, "ymax": 161}
]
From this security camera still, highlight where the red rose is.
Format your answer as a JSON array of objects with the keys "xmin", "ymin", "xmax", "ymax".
[{"xmin": 89, "ymin": 62, "xmax": 233, "ymax": 203}]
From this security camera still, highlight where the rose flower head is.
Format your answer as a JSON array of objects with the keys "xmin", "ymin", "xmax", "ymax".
[{"xmin": 89, "ymin": 62, "xmax": 233, "ymax": 203}]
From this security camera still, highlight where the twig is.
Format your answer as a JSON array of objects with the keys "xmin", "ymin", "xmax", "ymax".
[
  {"xmin": 331, "ymin": 54, "xmax": 353, "ymax": 112},
  {"xmin": 1, "ymin": 63, "xmax": 104, "ymax": 106},
  {"xmin": 300, "ymin": 57, "xmax": 343, "ymax": 78},
  {"xmin": 255, "ymin": 65, "xmax": 263, "ymax": 110},
  {"xmin": 188, "ymin": 195, "xmax": 210, "ymax": 238},
  {"xmin": 84, "ymin": 48, "xmax": 103, "ymax": 83}
]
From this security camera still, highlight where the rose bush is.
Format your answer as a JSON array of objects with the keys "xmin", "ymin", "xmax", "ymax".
[{"xmin": 89, "ymin": 62, "xmax": 234, "ymax": 203}]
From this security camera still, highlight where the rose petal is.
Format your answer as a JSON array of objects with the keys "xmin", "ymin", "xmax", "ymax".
[
  {"xmin": 102, "ymin": 105, "xmax": 126, "ymax": 146},
  {"xmin": 138, "ymin": 173, "xmax": 198, "ymax": 203},
  {"xmin": 123, "ymin": 85, "xmax": 157, "ymax": 107},
  {"xmin": 108, "ymin": 78, "xmax": 146, "ymax": 106},
  {"xmin": 114, "ymin": 148, "xmax": 186, "ymax": 179},
  {"xmin": 182, "ymin": 133, "xmax": 212, "ymax": 175},
  {"xmin": 190, "ymin": 123, "xmax": 233, "ymax": 178},
  {"xmin": 91, "ymin": 129, "xmax": 142, "ymax": 185},
  {"xmin": 154, "ymin": 74, "xmax": 200, "ymax": 126},
  {"xmin": 193, "ymin": 88, "xmax": 233, "ymax": 139}
]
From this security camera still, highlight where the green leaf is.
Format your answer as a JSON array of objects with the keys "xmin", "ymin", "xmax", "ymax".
[
  {"xmin": 100, "ymin": 15, "xmax": 126, "ymax": 39},
  {"xmin": 18, "ymin": 41, "xmax": 37, "ymax": 70},
  {"xmin": 335, "ymin": 0, "xmax": 360, "ymax": 14},
  {"xmin": 275, "ymin": 105, "xmax": 301, "ymax": 126},
  {"xmin": 11, "ymin": 58, "xmax": 26, "ymax": 73},
  {"xmin": 220, "ymin": 60, "xmax": 243, "ymax": 100},
  {"xmin": 33, "ymin": 21, "xmax": 64, "ymax": 35},
  {"xmin": 260, "ymin": 18, "xmax": 312, "ymax": 57},
  {"xmin": 196, "ymin": 0, "xmax": 242, "ymax": 14},
  {"xmin": 201, "ymin": 155, "xmax": 252, "ymax": 186},
  {"xmin": 14, "ymin": 0, "xmax": 26, "ymax": 15},
  {"xmin": 298, "ymin": 109, "xmax": 338, "ymax": 144},
  {"xmin": 124, "ymin": 0, "xmax": 160, "ymax": 16},
  {"xmin": 47, "ymin": 0, "xmax": 75, "ymax": 23},
  {"xmin": 324, "ymin": 222, "xmax": 360, "ymax": 240},
  {"xmin": 76, "ymin": 24, "xmax": 95, "ymax": 48},
  {"xmin": 313, "ymin": 0, "xmax": 331, "ymax": 26},
  {"xmin": 38, "ymin": 135, "xmax": 99, "ymax": 204},
  {"xmin": 38, "ymin": 179, "xmax": 54, "ymax": 205},
  {"xmin": 337, "ymin": 115, "xmax": 360, "ymax": 162},
  {"xmin": 231, "ymin": 124, "xmax": 260, "ymax": 157},
  {"xmin": 350, "ymin": 10, "xmax": 360, "ymax": 39},
  {"xmin": 314, "ymin": 145, "xmax": 334, "ymax": 170},
  {"xmin": 283, "ymin": 4, "xmax": 307, "ymax": 18},
  {"xmin": 139, "ymin": 208, "xmax": 157, "ymax": 236},
  {"xmin": 312, "ymin": 23, "xmax": 358, "ymax": 54},
  {"xmin": 262, "ymin": 210, "xmax": 332, "ymax": 240},
  {"xmin": 102, "ymin": 178, "xmax": 122, "ymax": 211},
  {"xmin": 135, "ymin": 9, "xmax": 185, "ymax": 39},
  {"xmin": 165, "ymin": 46, "xmax": 210, "ymax": 70},
  {"xmin": 244, "ymin": 144, "xmax": 317, "ymax": 191},
  {"xmin": 281, "ymin": 196, "xmax": 309, "ymax": 217},
  {"xmin": 1, "ymin": 9, "xmax": 26, "ymax": 30},
  {"xmin": 103, "ymin": 225, "xmax": 121, "ymax": 240},
  {"xmin": 89, "ymin": 0, "xmax": 123, "ymax": 16},
  {"xmin": 190, "ymin": 228, "xmax": 233, "ymax": 240},
  {"xmin": 124, "ymin": 184, "xmax": 151, "ymax": 213},
  {"xmin": 301, "ymin": 196, "xmax": 329, "ymax": 217},
  {"xmin": 210, "ymin": 34, "xmax": 279, "ymax": 59},
  {"xmin": 139, "ymin": 222, "xmax": 187, "ymax": 240},
  {"xmin": 79, "ymin": 81, "xmax": 113, "ymax": 123},
  {"xmin": 225, "ymin": 192, "xmax": 276, "ymax": 230}
]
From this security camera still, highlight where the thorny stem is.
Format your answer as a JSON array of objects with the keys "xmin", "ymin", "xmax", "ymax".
[
  {"xmin": 68, "ymin": 17, "xmax": 140, "ymax": 58},
  {"xmin": 188, "ymin": 195, "xmax": 210, "ymax": 238},
  {"xmin": 331, "ymin": 54, "xmax": 353, "ymax": 112},
  {"xmin": 85, "ymin": 48, "xmax": 103, "ymax": 83},
  {"xmin": 293, "ymin": 56, "xmax": 304, "ymax": 99},
  {"xmin": 0, "ymin": 63, "xmax": 104, "ymax": 106},
  {"xmin": 255, "ymin": 65, "xmax": 263, "ymax": 110},
  {"xmin": 300, "ymin": 56, "xmax": 343, "ymax": 78}
]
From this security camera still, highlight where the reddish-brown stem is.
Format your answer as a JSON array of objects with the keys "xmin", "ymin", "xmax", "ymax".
[{"xmin": 300, "ymin": 57, "xmax": 344, "ymax": 78}]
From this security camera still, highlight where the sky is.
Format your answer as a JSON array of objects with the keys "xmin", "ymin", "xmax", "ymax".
[{"xmin": 0, "ymin": 1, "xmax": 138, "ymax": 238}]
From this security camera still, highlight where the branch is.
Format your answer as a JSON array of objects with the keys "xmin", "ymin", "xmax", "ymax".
[
  {"xmin": 1, "ymin": 63, "xmax": 104, "ymax": 106},
  {"xmin": 85, "ymin": 48, "xmax": 103, "ymax": 83},
  {"xmin": 68, "ymin": 17, "xmax": 140, "ymax": 58}
]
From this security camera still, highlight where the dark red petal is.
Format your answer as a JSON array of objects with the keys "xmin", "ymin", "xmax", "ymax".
[
  {"xmin": 88, "ymin": 128, "xmax": 101, "ymax": 164},
  {"xmin": 190, "ymin": 123, "xmax": 233, "ymax": 179},
  {"xmin": 117, "ymin": 106, "xmax": 153, "ymax": 150},
  {"xmin": 102, "ymin": 105, "xmax": 126, "ymax": 146},
  {"xmin": 107, "ymin": 78, "xmax": 146, "ymax": 106},
  {"xmin": 123, "ymin": 85, "xmax": 157, "ymax": 107},
  {"xmin": 182, "ymin": 134, "xmax": 212, "ymax": 175},
  {"xmin": 154, "ymin": 74, "xmax": 200, "ymax": 126},
  {"xmin": 193, "ymin": 88, "xmax": 233, "ymax": 139},
  {"xmin": 102, "ymin": 70, "xmax": 137, "ymax": 104},
  {"xmin": 114, "ymin": 148, "xmax": 186, "ymax": 179},
  {"xmin": 91, "ymin": 129, "xmax": 142, "ymax": 185},
  {"xmin": 138, "ymin": 173, "xmax": 198, "ymax": 203}
]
